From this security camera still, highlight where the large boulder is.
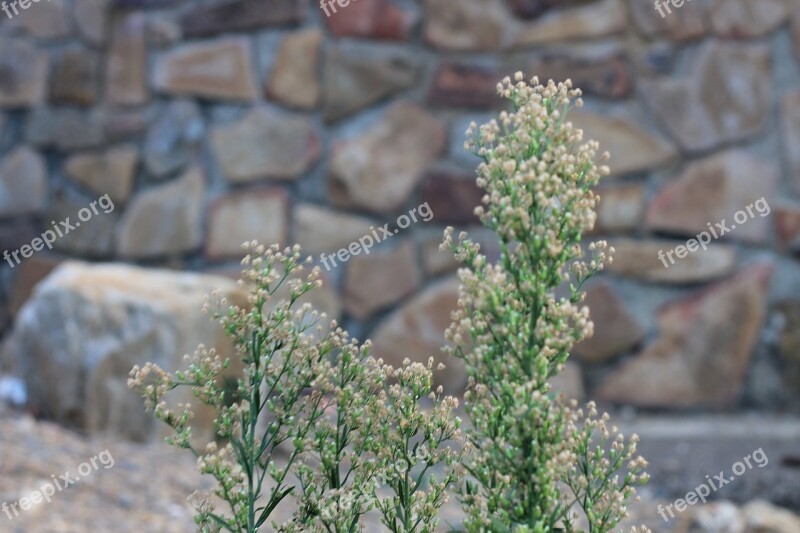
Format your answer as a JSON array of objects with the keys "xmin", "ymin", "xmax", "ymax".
[{"xmin": 3, "ymin": 261, "xmax": 247, "ymax": 441}]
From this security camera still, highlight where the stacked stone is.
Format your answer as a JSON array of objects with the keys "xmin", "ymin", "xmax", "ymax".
[{"xmin": 1, "ymin": 0, "xmax": 799, "ymax": 422}]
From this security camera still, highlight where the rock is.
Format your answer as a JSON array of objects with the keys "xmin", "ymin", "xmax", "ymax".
[
  {"xmin": 628, "ymin": 0, "xmax": 707, "ymax": 41},
  {"xmin": 0, "ymin": 220, "xmax": 40, "ymax": 256},
  {"xmin": 742, "ymin": 500, "xmax": 800, "ymax": 532},
  {"xmin": 64, "ymin": 145, "xmax": 138, "ymax": 204},
  {"xmin": 550, "ymin": 362, "xmax": 584, "ymax": 401},
  {"xmin": 147, "ymin": 17, "xmax": 182, "ymax": 48},
  {"xmin": 794, "ymin": 8, "xmax": 800, "ymax": 63},
  {"xmin": 596, "ymin": 265, "xmax": 772, "ymax": 408},
  {"xmin": 371, "ymin": 277, "xmax": 466, "ymax": 393},
  {"xmin": 153, "ymin": 37, "xmax": 258, "ymax": 101},
  {"xmin": 774, "ymin": 202, "xmax": 800, "ymax": 252},
  {"xmin": 4, "ymin": 261, "xmax": 247, "ymax": 440},
  {"xmin": 423, "ymin": 0, "xmax": 515, "ymax": 51},
  {"xmin": 330, "ymin": 102, "xmax": 446, "ymax": 213},
  {"xmin": 709, "ymin": 0, "xmax": 790, "ymax": 38},
  {"xmin": 428, "ymin": 63, "xmax": 501, "ymax": 108},
  {"xmin": 106, "ymin": 13, "xmax": 148, "ymax": 106},
  {"xmin": 294, "ymin": 203, "xmax": 374, "ymax": 256},
  {"xmin": 143, "ymin": 100, "xmax": 204, "ymax": 179},
  {"xmin": 0, "ymin": 38, "xmax": 49, "ymax": 108},
  {"xmin": 593, "ymin": 183, "xmax": 645, "ymax": 234},
  {"xmin": 9, "ymin": 256, "xmax": 63, "ymax": 315},
  {"xmin": 25, "ymin": 108, "xmax": 105, "ymax": 150},
  {"xmin": 774, "ymin": 301, "xmax": 800, "ymax": 401},
  {"xmin": 323, "ymin": 0, "xmax": 415, "ymax": 40},
  {"xmin": 46, "ymin": 194, "xmax": 119, "ymax": 258},
  {"xmin": 645, "ymin": 150, "xmax": 778, "ymax": 244},
  {"xmin": 531, "ymin": 53, "xmax": 633, "ymax": 99},
  {"xmin": 206, "ymin": 189, "xmax": 288, "ymax": 260},
  {"xmin": 116, "ymin": 167, "xmax": 206, "ymax": 259},
  {"xmin": 75, "ymin": 0, "xmax": 109, "ymax": 45},
  {"xmin": 782, "ymin": 91, "xmax": 800, "ymax": 194},
  {"xmin": 571, "ymin": 109, "xmax": 678, "ymax": 177},
  {"xmin": 181, "ymin": 0, "xmax": 304, "ymax": 38},
  {"xmin": 0, "ymin": 147, "xmax": 47, "ymax": 218},
  {"xmin": 266, "ymin": 29, "xmax": 322, "ymax": 110},
  {"xmin": 573, "ymin": 282, "xmax": 645, "ymax": 363},
  {"xmin": 514, "ymin": 0, "xmax": 627, "ymax": 47},
  {"xmin": 104, "ymin": 108, "xmax": 153, "ymax": 141},
  {"xmin": 641, "ymin": 42, "xmax": 771, "ymax": 152},
  {"xmin": 419, "ymin": 171, "xmax": 482, "ymax": 225},
  {"xmin": 8, "ymin": 0, "xmax": 70, "ymax": 39},
  {"xmin": 210, "ymin": 107, "xmax": 320, "ymax": 183},
  {"xmin": 49, "ymin": 47, "xmax": 101, "ymax": 106},
  {"xmin": 344, "ymin": 240, "xmax": 421, "ymax": 320},
  {"xmin": 323, "ymin": 42, "xmax": 421, "ymax": 122},
  {"xmin": 608, "ymin": 238, "xmax": 737, "ymax": 284}
]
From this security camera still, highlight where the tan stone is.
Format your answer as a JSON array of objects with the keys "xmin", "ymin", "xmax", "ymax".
[
  {"xmin": 106, "ymin": 13, "xmax": 148, "ymax": 106},
  {"xmin": 641, "ymin": 42, "xmax": 771, "ymax": 152},
  {"xmin": 116, "ymin": 167, "xmax": 206, "ymax": 258},
  {"xmin": 596, "ymin": 265, "xmax": 772, "ymax": 408},
  {"xmin": 4, "ymin": 261, "xmax": 248, "ymax": 441},
  {"xmin": 153, "ymin": 37, "xmax": 258, "ymax": 101},
  {"xmin": 645, "ymin": 150, "xmax": 778, "ymax": 244},
  {"xmin": 266, "ymin": 29, "xmax": 322, "ymax": 110},
  {"xmin": 0, "ymin": 38, "xmax": 48, "ymax": 108},
  {"xmin": 628, "ymin": 0, "xmax": 707, "ymax": 41},
  {"xmin": 206, "ymin": 189, "xmax": 288, "ymax": 260},
  {"xmin": 573, "ymin": 282, "xmax": 645, "ymax": 363},
  {"xmin": 371, "ymin": 277, "xmax": 465, "ymax": 393},
  {"xmin": 572, "ymin": 109, "xmax": 678, "ymax": 177},
  {"xmin": 710, "ymin": 0, "xmax": 790, "ymax": 38},
  {"xmin": 515, "ymin": 0, "xmax": 627, "ymax": 47},
  {"xmin": 211, "ymin": 107, "xmax": 320, "ymax": 183},
  {"xmin": 294, "ymin": 203, "xmax": 374, "ymax": 256},
  {"xmin": 423, "ymin": 0, "xmax": 515, "ymax": 51},
  {"xmin": 608, "ymin": 238, "xmax": 737, "ymax": 284},
  {"xmin": 322, "ymin": 42, "xmax": 421, "ymax": 122},
  {"xmin": 0, "ymin": 147, "xmax": 47, "ymax": 217},
  {"xmin": 9, "ymin": 0, "xmax": 70, "ymax": 39},
  {"xmin": 594, "ymin": 183, "xmax": 645, "ymax": 233},
  {"xmin": 330, "ymin": 102, "xmax": 446, "ymax": 213},
  {"xmin": 344, "ymin": 240, "xmax": 421, "ymax": 320},
  {"xmin": 64, "ymin": 145, "xmax": 138, "ymax": 204},
  {"xmin": 75, "ymin": 0, "xmax": 109, "ymax": 45}
]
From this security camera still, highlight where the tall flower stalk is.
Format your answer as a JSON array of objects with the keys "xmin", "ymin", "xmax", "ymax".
[{"xmin": 443, "ymin": 74, "xmax": 649, "ymax": 532}]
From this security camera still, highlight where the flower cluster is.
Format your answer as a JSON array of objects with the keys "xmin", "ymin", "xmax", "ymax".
[
  {"xmin": 129, "ymin": 242, "xmax": 464, "ymax": 532},
  {"xmin": 444, "ymin": 73, "xmax": 649, "ymax": 532}
]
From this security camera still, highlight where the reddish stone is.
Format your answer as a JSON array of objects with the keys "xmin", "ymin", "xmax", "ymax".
[
  {"xmin": 428, "ymin": 63, "xmax": 500, "ymax": 108},
  {"xmin": 531, "ymin": 53, "xmax": 632, "ymax": 99},
  {"xmin": 774, "ymin": 203, "xmax": 800, "ymax": 252},
  {"xmin": 419, "ymin": 171, "xmax": 483, "ymax": 224},
  {"xmin": 10, "ymin": 256, "xmax": 64, "ymax": 316},
  {"xmin": 507, "ymin": 0, "xmax": 594, "ymax": 20},
  {"xmin": 597, "ymin": 265, "xmax": 773, "ymax": 408},
  {"xmin": 324, "ymin": 0, "xmax": 415, "ymax": 40},
  {"xmin": 181, "ymin": 0, "xmax": 304, "ymax": 38},
  {"xmin": 573, "ymin": 282, "xmax": 645, "ymax": 363}
]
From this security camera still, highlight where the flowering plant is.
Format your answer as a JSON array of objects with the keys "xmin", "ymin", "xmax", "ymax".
[
  {"xmin": 443, "ymin": 73, "xmax": 649, "ymax": 532},
  {"xmin": 129, "ymin": 244, "xmax": 463, "ymax": 532}
]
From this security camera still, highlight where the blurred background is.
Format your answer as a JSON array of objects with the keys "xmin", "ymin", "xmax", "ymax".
[{"xmin": 0, "ymin": 0, "xmax": 799, "ymax": 531}]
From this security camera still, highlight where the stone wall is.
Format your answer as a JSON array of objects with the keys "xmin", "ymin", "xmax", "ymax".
[{"xmin": 1, "ymin": 0, "xmax": 800, "ymax": 412}]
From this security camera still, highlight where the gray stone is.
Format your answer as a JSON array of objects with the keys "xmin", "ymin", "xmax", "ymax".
[
  {"xmin": 144, "ymin": 100, "xmax": 204, "ymax": 179},
  {"xmin": 0, "ymin": 147, "xmax": 47, "ymax": 218}
]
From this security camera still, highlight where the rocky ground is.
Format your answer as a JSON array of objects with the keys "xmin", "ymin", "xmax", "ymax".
[{"xmin": 2, "ymin": 409, "xmax": 799, "ymax": 533}]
